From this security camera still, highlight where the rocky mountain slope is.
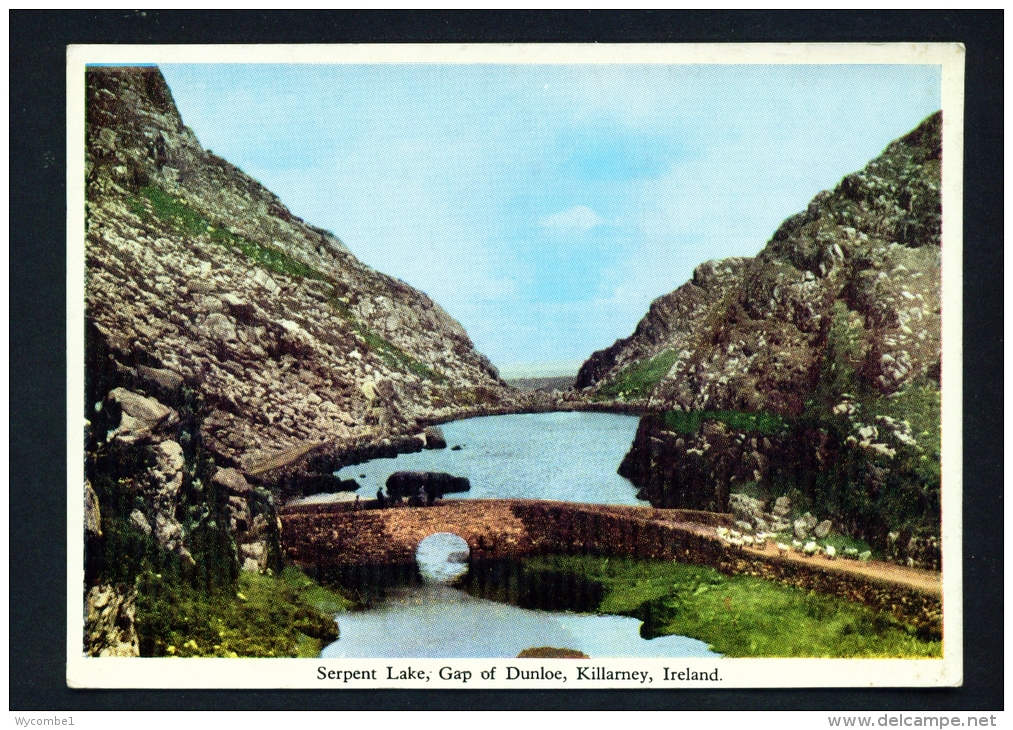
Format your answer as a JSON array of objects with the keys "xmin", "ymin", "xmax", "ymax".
[
  {"xmin": 83, "ymin": 67, "xmax": 521, "ymax": 653},
  {"xmin": 574, "ymin": 257, "xmax": 750, "ymax": 401},
  {"xmin": 582, "ymin": 113, "xmax": 943, "ymax": 567}
]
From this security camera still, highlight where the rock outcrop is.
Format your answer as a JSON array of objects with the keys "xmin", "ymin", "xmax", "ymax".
[
  {"xmin": 575, "ymin": 258, "xmax": 750, "ymax": 402},
  {"xmin": 85, "ymin": 66, "xmax": 519, "ymax": 491},
  {"xmin": 385, "ymin": 471, "xmax": 471, "ymax": 500},
  {"xmin": 84, "ymin": 584, "xmax": 140, "ymax": 657},
  {"xmin": 586, "ymin": 112, "xmax": 944, "ymax": 566},
  {"xmin": 82, "ymin": 66, "xmax": 524, "ymax": 653}
]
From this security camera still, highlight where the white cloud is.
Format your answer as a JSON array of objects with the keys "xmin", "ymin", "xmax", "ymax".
[{"xmin": 539, "ymin": 205, "xmax": 604, "ymax": 233}]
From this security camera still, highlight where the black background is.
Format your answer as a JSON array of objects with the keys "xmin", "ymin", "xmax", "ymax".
[{"xmin": 10, "ymin": 10, "xmax": 1003, "ymax": 711}]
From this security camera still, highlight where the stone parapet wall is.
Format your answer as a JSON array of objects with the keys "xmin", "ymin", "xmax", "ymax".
[{"xmin": 280, "ymin": 499, "xmax": 941, "ymax": 633}]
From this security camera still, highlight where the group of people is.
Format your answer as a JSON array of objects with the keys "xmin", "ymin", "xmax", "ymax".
[{"xmin": 372, "ymin": 485, "xmax": 439, "ymax": 509}]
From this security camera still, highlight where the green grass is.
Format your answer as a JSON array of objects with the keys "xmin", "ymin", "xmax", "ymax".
[
  {"xmin": 597, "ymin": 349, "xmax": 679, "ymax": 400},
  {"xmin": 662, "ymin": 409, "xmax": 787, "ymax": 436},
  {"xmin": 233, "ymin": 235, "xmax": 330, "ymax": 281},
  {"xmin": 280, "ymin": 566, "xmax": 356, "ymax": 615},
  {"xmin": 134, "ymin": 185, "xmax": 330, "ymax": 282},
  {"xmin": 521, "ymin": 556, "xmax": 941, "ymax": 658},
  {"xmin": 136, "ymin": 567, "xmax": 351, "ymax": 658},
  {"xmin": 139, "ymin": 185, "xmax": 210, "ymax": 236}
]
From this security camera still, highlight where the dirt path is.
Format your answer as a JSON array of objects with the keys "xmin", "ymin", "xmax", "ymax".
[{"xmin": 650, "ymin": 512, "xmax": 941, "ymax": 595}]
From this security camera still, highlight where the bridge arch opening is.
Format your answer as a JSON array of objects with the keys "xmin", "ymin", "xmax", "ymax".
[{"xmin": 416, "ymin": 532, "xmax": 471, "ymax": 584}]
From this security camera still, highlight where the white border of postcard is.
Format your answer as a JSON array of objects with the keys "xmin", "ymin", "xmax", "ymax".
[{"xmin": 66, "ymin": 42, "xmax": 965, "ymax": 689}]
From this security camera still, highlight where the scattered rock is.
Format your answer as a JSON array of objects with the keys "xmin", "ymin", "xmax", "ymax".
[
  {"xmin": 85, "ymin": 479, "xmax": 102, "ymax": 538},
  {"xmin": 813, "ymin": 520, "xmax": 833, "ymax": 539},
  {"xmin": 213, "ymin": 467, "xmax": 251, "ymax": 495},
  {"xmin": 86, "ymin": 66, "xmax": 519, "ymax": 494},
  {"xmin": 129, "ymin": 509, "xmax": 152, "ymax": 535},
  {"xmin": 589, "ymin": 113, "xmax": 943, "ymax": 567}
]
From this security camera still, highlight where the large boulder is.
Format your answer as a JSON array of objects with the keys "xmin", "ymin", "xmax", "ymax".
[
  {"xmin": 104, "ymin": 387, "xmax": 179, "ymax": 445},
  {"xmin": 386, "ymin": 471, "xmax": 470, "ymax": 500},
  {"xmin": 423, "ymin": 426, "xmax": 448, "ymax": 450},
  {"xmin": 813, "ymin": 519, "xmax": 833, "ymax": 539},
  {"xmin": 794, "ymin": 512, "xmax": 819, "ymax": 540},
  {"xmin": 213, "ymin": 467, "xmax": 251, "ymax": 495},
  {"xmin": 144, "ymin": 439, "xmax": 193, "ymax": 564}
]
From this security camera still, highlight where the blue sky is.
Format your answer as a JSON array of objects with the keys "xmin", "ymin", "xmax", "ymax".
[{"xmin": 160, "ymin": 63, "xmax": 941, "ymax": 377}]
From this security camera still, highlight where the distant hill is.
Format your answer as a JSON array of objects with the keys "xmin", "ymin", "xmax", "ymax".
[{"xmin": 505, "ymin": 376, "xmax": 576, "ymax": 392}]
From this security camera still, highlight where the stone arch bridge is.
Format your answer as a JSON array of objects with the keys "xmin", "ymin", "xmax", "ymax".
[
  {"xmin": 281, "ymin": 499, "xmax": 728, "ymax": 568},
  {"xmin": 279, "ymin": 498, "xmax": 941, "ymax": 630}
]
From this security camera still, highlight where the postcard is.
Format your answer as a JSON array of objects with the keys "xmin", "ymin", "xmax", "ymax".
[{"xmin": 67, "ymin": 42, "xmax": 964, "ymax": 688}]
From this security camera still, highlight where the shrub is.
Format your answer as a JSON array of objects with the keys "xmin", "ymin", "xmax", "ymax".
[
  {"xmin": 662, "ymin": 409, "xmax": 786, "ymax": 436},
  {"xmin": 136, "ymin": 567, "xmax": 351, "ymax": 658}
]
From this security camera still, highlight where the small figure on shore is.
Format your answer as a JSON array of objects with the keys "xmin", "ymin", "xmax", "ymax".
[
  {"xmin": 353, "ymin": 495, "xmax": 361, "ymax": 511},
  {"xmin": 375, "ymin": 487, "xmax": 386, "ymax": 509}
]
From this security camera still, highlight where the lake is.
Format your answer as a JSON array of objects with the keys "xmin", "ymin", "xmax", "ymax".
[{"xmin": 328, "ymin": 411, "xmax": 648, "ymax": 505}]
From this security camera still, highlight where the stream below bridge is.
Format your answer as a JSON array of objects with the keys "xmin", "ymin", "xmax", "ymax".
[
  {"xmin": 300, "ymin": 412, "xmax": 719, "ymax": 659},
  {"xmin": 321, "ymin": 533, "xmax": 719, "ymax": 659}
]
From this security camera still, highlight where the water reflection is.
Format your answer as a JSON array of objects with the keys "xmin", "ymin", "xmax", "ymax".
[
  {"xmin": 416, "ymin": 532, "xmax": 470, "ymax": 584},
  {"xmin": 321, "ymin": 584, "xmax": 719, "ymax": 659}
]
